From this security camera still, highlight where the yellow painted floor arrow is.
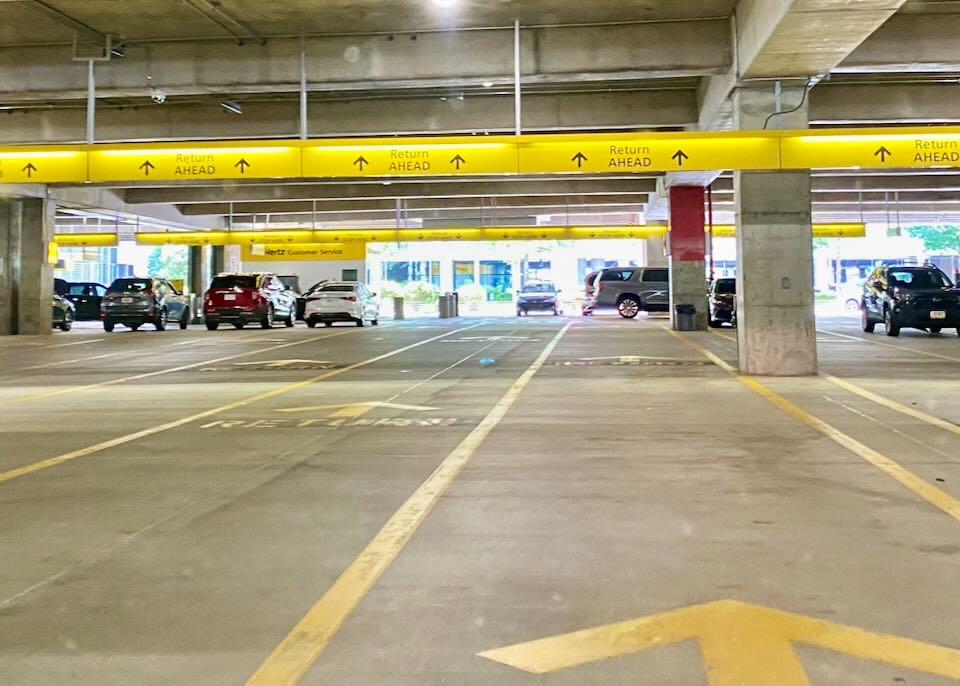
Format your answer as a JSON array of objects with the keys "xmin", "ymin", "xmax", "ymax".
[
  {"xmin": 276, "ymin": 401, "xmax": 440, "ymax": 418},
  {"xmin": 479, "ymin": 600, "xmax": 960, "ymax": 685}
]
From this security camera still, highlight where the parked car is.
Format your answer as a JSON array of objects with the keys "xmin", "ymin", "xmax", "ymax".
[
  {"xmin": 593, "ymin": 266, "xmax": 670, "ymax": 318},
  {"xmin": 101, "ymin": 277, "xmax": 192, "ymax": 332},
  {"xmin": 861, "ymin": 265, "xmax": 960, "ymax": 337},
  {"xmin": 581, "ymin": 271, "xmax": 600, "ymax": 316},
  {"xmin": 304, "ymin": 281, "xmax": 379, "ymax": 327},
  {"xmin": 52, "ymin": 293, "xmax": 74, "ymax": 331},
  {"xmin": 63, "ymin": 281, "xmax": 107, "ymax": 320},
  {"xmin": 708, "ymin": 277, "xmax": 736, "ymax": 328},
  {"xmin": 838, "ymin": 279, "xmax": 865, "ymax": 312},
  {"xmin": 203, "ymin": 273, "xmax": 296, "ymax": 330},
  {"xmin": 277, "ymin": 274, "xmax": 307, "ymax": 321},
  {"xmin": 516, "ymin": 281, "xmax": 561, "ymax": 316}
]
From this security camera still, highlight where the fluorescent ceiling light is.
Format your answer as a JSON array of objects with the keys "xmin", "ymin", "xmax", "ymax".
[{"xmin": 220, "ymin": 101, "xmax": 243, "ymax": 115}]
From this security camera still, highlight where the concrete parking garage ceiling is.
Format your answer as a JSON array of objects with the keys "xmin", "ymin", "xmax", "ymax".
[{"xmin": 0, "ymin": 0, "xmax": 737, "ymax": 45}]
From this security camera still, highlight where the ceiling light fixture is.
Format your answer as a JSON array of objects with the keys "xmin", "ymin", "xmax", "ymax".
[
  {"xmin": 220, "ymin": 101, "xmax": 243, "ymax": 115},
  {"xmin": 430, "ymin": 0, "xmax": 458, "ymax": 7},
  {"xmin": 482, "ymin": 81, "xmax": 494, "ymax": 88}
]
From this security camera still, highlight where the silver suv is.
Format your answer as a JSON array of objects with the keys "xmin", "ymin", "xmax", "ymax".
[{"xmin": 594, "ymin": 267, "xmax": 670, "ymax": 318}]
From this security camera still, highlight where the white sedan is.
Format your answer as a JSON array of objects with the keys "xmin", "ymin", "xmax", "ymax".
[{"xmin": 304, "ymin": 281, "xmax": 380, "ymax": 327}]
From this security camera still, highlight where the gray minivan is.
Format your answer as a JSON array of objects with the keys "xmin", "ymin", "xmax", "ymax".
[{"xmin": 593, "ymin": 267, "xmax": 670, "ymax": 318}]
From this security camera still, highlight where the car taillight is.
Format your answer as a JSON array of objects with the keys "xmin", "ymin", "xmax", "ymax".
[
  {"xmin": 596, "ymin": 281, "xmax": 605, "ymax": 291},
  {"xmin": 343, "ymin": 295, "xmax": 357, "ymax": 301}
]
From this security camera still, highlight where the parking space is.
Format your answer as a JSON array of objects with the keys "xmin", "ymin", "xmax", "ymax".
[{"xmin": 1, "ymin": 315, "xmax": 959, "ymax": 685}]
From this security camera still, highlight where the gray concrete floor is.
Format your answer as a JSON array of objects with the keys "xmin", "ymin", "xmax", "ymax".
[{"xmin": 0, "ymin": 314, "xmax": 958, "ymax": 685}]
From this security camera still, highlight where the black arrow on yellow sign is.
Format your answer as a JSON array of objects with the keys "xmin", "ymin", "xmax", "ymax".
[
  {"xmin": 875, "ymin": 146, "xmax": 892, "ymax": 163},
  {"xmin": 139, "ymin": 160, "xmax": 155, "ymax": 176},
  {"xmin": 450, "ymin": 154, "xmax": 466, "ymax": 170},
  {"xmin": 571, "ymin": 152, "xmax": 588, "ymax": 168},
  {"xmin": 672, "ymin": 149, "xmax": 689, "ymax": 166},
  {"xmin": 235, "ymin": 158, "xmax": 251, "ymax": 174},
  {"xmin": 22, "ymin": 163, "xmax": 37, "ymax": 178},
  {"xmin": 354, "ymin": 156, "xmax": 369, "ymax": 171}
]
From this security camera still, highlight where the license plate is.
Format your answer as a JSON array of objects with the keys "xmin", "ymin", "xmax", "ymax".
[
  {"xmin": 223, "ymin": 294, "xmax": 236, "ymax": 301},
  {"xmin": 931, "ymin": 311, "xmax": 946, "ymax": 320},
  {"xmin": 121, "ymin": 297, "xmax": 133, "ymax": 304}
]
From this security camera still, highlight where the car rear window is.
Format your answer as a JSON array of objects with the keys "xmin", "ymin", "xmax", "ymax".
[
  {"xmin": 314, "ymin": 285, "xmax": 355, "ymax": 292},
  {"xmin": 601, "ymin": 269, "xmax": 635, "ymax": 282},
  {"xmin": 889, "ymin": 269, "xmax": 952, "ymax": 289},
  {"xmin": 108, "ymin": 279, "xmax": 151, "ymax": 293},
  {"xmin": 714, "ymin": 279, "xmax": 735, "ymax": 294},
  {"xmin": 211, "ymin": 275, "xmax": 258, "ymax": 289},
  {"xmin": 521, "ymin": 283, "xmax": 555, "ymax": 293}
]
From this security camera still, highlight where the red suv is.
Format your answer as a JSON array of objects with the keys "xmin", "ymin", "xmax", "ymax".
[{"xmin": 203, "ymin": 273, "xmax": 297, "ymax": 330}]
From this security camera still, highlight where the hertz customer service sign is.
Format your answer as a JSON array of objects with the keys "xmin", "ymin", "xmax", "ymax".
[{"xmin": 242, "ymin": 243, "xmax": 366, "ymax": 262}]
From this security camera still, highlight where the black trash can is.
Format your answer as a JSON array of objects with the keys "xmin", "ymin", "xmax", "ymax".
[{"xmin": 674, "ymin": 304, "xmax": 697, "ymax": 331}]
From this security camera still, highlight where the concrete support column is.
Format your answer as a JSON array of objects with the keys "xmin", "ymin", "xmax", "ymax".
[
  {"xmin": 211, "ymin": 245, "xmax": 226, "ymax": 274},
  {"xmin": 0, "ymin": 197, "xmax": 56, "ymax": 335},
  {"xmin": 644, "ymin": 228, "xmax": 668, "ymax": 268},
  {"xmin": 734, "ymin": 86, "xmax": 817, "ymax": 375},
  {"xmin": 668, "ymin": 186, "xmax": 707, "ymax": 330}
]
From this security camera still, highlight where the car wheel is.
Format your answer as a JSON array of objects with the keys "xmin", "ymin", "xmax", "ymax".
[
  {"xmin": 306, "ymin": 320, "xmax": 317, "ymax": 328},
  {"xmin": 233, "ymin": 322, "xmax": 245, "ymax": 330},
  {"xmin": 356, "ymin": 319, "xmax": 364, "ymax": 327},
  {"xmin": 324, "ymin": 322, "xmax": 333, "ymax": 328},
  {"xmin": 708, "ymin": 319, "xmax": 723, "ymax": 328},
  {"xmin": 884, "ymin": 308, "xmax": 900, "ymax": 337},
  {"xmin": 845, "ymin": 298, "xmax": 860, "ymax": 312},
  {"xmin": 930, "ymin": 327, "xmax": 942, "ymax": 335},
  {"xmin": 104, "ymin": 321, "xmax": 115, "ymax": 332},
  {"xmin": 861, "ymin": 308, "xmax": 875, "ymax": 334},
  {"xmin": 372, "ymin": 319, "xmax": 379, "ymax": 326},
  {"xmin": 206, "ymin": 322, "xmax": 219, "ymax": 331},
  {"xmin": 179, "ymin": 310, "xmax": 190, "ymax": 330},
  {"xmin": 58, "ymin": 320, "xmax": 71, "ymax": 332},
  {"xmin": 155, "ymin": 309, "xmax": 167, "ymax": 331},
  {"xmin": 617, "ymin": 296, "xmax": 641, "ymax": 319},
  {"xmin": 284, "ymin": 312, "xmax": 294, "ymax": 327},
  {"xmin": 516, "ymin": 309, "xmax": 523, "ymax": 317},
  {"xmin": 130, "ymin": 324, "xmax": 140, "ymax": 331},
  {"xmin": 261, "ymin": 306, "xmax": 275, "ymax": 329}
]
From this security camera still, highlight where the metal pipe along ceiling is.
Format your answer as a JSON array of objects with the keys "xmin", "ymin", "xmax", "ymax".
[{"xmin": 180, "ymin": 0, "xmax": 266, "ymax": 46}]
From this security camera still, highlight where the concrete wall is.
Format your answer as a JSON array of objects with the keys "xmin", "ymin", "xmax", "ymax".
[{"xmin": 239, "ymin": 259, "xmax": 367, "ymax": 290}]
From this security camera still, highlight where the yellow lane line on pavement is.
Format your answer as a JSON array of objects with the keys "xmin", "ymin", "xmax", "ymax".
[
  {"xmin": 245, "ymin": 322, "xmax": 573, "ymax": 686},
  {"xmin": 0, "ymin": 324, "xmax": 482, "ymax": 485},
  {"xmin": 822, "ymin": 374, "xmax": 960, "ymax": 437},
  {"xmin": 661, "ymin": 325, "xmax": 960, "ymax": 521},
  {"xmin": 3, "ymin": 328, "xmax": 371, "ymax": 404},
  {"xmin": 818, "ymin": 328, "xmax": 960, "ymax": 363}
]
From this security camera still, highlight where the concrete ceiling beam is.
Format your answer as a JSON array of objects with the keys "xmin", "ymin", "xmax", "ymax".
[
  {"xmin": 125, "ymin": 179, "xmax": 658, "ymax": 205},
  {"xmin": 0, "ymin": 90, "xmax": 698, "ymax": 145},
  {"xmin": 179, "ymin": 195, "xmax": 649, "ymax": 216},
  {"xmin": 0, "ymin": 22, "xmax": 729, "ymax": 104},
  {"xmin": 838, "ymin": 13, "xmax": 960, "ymax": 73},
  {"xmin": 810, "ymin": 82, "xmax": 960, "ymax": 125}
]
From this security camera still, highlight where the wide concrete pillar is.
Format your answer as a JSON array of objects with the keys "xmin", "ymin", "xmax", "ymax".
[
  {"xmin": 644, "ymin": 226, "xmax": 668, "ymax": 268},
  {"xmin": 0, "ymin": 197, "xmax": 56, "ymax": 335},
  {"xmin": 668, "ymin": 186, "xmax": 707, "ymax": 330},
  {"xmin": 734, "ymin": 86, "xmax": 817, "ymax": 375},
  {"xmin": 211, "ymin": 245, "xmax": 226, "ymax": 274}
]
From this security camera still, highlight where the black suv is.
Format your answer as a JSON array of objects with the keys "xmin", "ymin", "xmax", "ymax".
[
  {"xmin": 861, "ymin": 265, "xmax": 960, "ymax": 337},
  {"xmin": 708, "ymin": 277, "xmax": 736, "ymax": 328}
]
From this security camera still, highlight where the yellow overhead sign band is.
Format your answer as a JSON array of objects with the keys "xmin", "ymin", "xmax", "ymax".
[
  {"xmin": 241, "ymin": 243, "xmax": 366, "ymax": 262},
  {"xmin": 707, "ymin": 223, "xmax": 865, "ymax": 238},
  {"xmin": 6, "ymin": 127, "xmax": 960, "ymax": 184},
  {"xmin": 134, "ymin": 223, "xmax": 865, "ymax": 247},
  {"xmin": 54, "ymin": 232, "xmax": 119, "ymax": 247},
  {"xmin": 303, "ymin": 136, "xmax": 518, "ymax": 178},
  {"xmin": 89, "ymin": 141, "xmax": 300, "ymax": 182},
  {"xmin": 0, "ymin": 148, "xmax": 86, "ymax": 183}
]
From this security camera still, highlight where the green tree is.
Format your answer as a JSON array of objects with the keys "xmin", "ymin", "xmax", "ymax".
[
  {"xmin": 905, "ymin": 225, "xmax": 960, "ymax": 253},
  {"xmin": 146, "ymin": 246, "xmax": 189, "ymax": 279}
]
